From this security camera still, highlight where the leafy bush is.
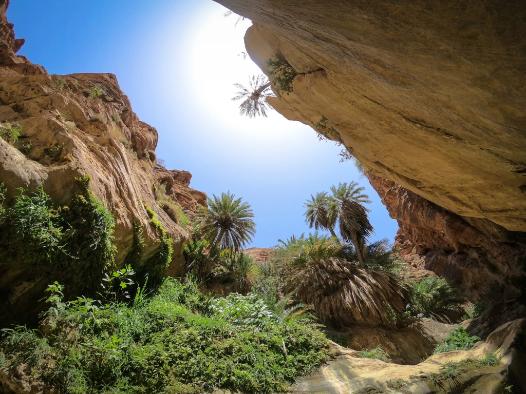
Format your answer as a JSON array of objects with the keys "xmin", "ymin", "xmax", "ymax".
[
  {"xmin": 0, "ymin": 278, "xmax": 329, "ymax": 393},
  {"xmin": 139, "ymin": 207, "xmax": 174, "ymax": 288},
  {"xmin": 183, "ymin": 238, "xmax": 214, "ymax": 280},
  {"xmin": 252, "ymin": 260, "xmax": 281, "ymax": 307},
  {"xmin": 357, "ymin": 346, "xmax": 391, "ymax": 362},
  {"xmin": 0, "ymin": 178, "xmax": 115, "ymax": 293},
  {"xmin": 0, "ymin": 187, "xmax": 64, "ymax": 265},
  {"xmin": 0, "ymin": 122, "xmax": 22, "ymax": 144},
  {"xmin": 212, "ymin": 251, "xmax": 260, "ymax": 293},
  {"xmin": 99, "ymin": 264, "xmax": 136, "ymax": 302},
  {"xmin": 267, "ymin": 56, "xmax": 297, "ymax": 93},
  {"xmin": 434, "ymin": 327, "xmax": 480, "ymax": 353},
  {"xmin": 89, "ymin": 85, "xmax": 104, "ymax": 99},
  {"xmin": 408, "ymin": 277, "xmax": 464, "ymax": 322}
]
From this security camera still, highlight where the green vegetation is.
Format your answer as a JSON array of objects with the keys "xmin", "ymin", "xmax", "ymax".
[
  {"xmin": 0, "ymin": 121, "xmax": 22, "ymax": 144},
  {"xmin": 304, "ymin": 182, "xmax": 371, "ymax": 263},
  {"xmin": 267, "ymin": 55, "xmax": 297, "ymax": 93},
  {"xmin": 44, "ymin": 143, "xmax": 64, "ymax": 160},
  {"xmin": 182, "ymin": 238, "xmax": 259, "ymax": 295},
  {"xmin": 198, "ymin": 192, "xmax": 255, "ymax": 252},
  {"xmin": 0, "ymin": 177, "xmax": 115, "ymax": 293},
  {"xmin": 140, "ymin": 207, "xmax": 174, "ymax": 288},
  {"xmin": 124, "ymin": 221, "xmax": 145, "ymax": 266},
  {"xmin": 434, "ymin": 327, "xmax": 480, "ymax": 354},
  {"xmin": 423, "ymin": 354, "xmax": 499, "ymax": 390},
  {"xmin": 269, "ymin": 234, "xmax": 409, "ymax": 328},
  {"xmin": 357, "ymin": 346, "xmax": 391, "ymax": 362},
  {"xmin": 408, "ymin": 276, "xmax": 464, "ymax": 322},
  {"xmin": 89, "ymin": 84, "xmax": 104, "ymax": 99},
  {"xmin": 0, "ymin": 278, "xmax": 329, "ymax": 393}
]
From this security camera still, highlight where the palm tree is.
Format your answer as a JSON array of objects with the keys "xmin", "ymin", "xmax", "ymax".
[
  {"xmin": 330, "ymin": 182, "xmax": 370, "ymax": 205},
  {"xmin": 339, "ymin": 199, "xmax": 372, "ymax": 264},
  {"xmin": 232, "ymin": 75, "xmax": 272, "ymax": 118},
  {"xmin": 281, "ymin": 253, "xmax": 409, "ymax": 327},
  {"xmin": 304, "ymin": 192, "xmax": 338, "ymax": 238},
  {"xmin": 304, "ymin": 182, "xmax": 372, "ymax": 264},
  {"xmin": 199, "ymin": 192, "xmax": 255, "ymax": 252}
]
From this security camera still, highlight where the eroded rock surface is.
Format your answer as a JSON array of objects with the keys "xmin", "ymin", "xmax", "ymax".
[
  {"xmin": 0, "ymin": 0, "xmax": 205, "ymax": 323},
  {"xmin": 215, "ymin": 0, "xmax": 526, "ymax": 299},
  {"xmin": 293, "ymin": 319, "xmax": 525, "ymax": 393}
]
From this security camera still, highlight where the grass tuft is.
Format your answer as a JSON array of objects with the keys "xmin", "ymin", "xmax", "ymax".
[
  {"xmin": 357, "ymin": 346, "xmax": 391, "ymax": 362},
  {"xmin": 433, "ymin": 327, "xmax": 480, "ymax": 354}
]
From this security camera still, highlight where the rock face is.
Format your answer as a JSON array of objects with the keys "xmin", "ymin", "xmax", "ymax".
[
  {"xmin": 293, "ymin": 318, "xmax": 525, "ymax": 393},
  {"xmin": 369, "ymin": 175, "xmax": 526, "ymax": 300},
  {"xmin": 0, "ymin": 0, "xmax": 205, "ymax": 323},
  {"xmin": 215, "ymin": 0, "xmax": 526, "ymax": 299}
]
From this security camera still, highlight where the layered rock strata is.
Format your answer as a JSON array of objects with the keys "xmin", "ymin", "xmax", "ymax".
[{"xmin": 0, "ymin": 0, "xmax": 205, "ymax": 323}]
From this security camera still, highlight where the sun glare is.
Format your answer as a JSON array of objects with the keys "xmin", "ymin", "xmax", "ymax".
[{"xmin": 184, "ymin": 3, "xmax": 314, "ymax": 149}]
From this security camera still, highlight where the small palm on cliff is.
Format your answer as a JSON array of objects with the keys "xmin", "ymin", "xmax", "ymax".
[
  {"xmin": 304, "ymin": 182, "xmax": 372, "ymax": 264},
  {"xmin": 199, "ymin": 192, "xmax": 255, "ymax": 252},
  {"xmin": 232, "ymin": 74, "xmax": 272, "ymax": 117}
]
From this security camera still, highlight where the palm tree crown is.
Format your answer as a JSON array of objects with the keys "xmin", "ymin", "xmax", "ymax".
[
  {"xmin": 232, "ymin": 75, "xmax": 272, "ymax": 118},
  {"xmin": 304, "ymin": 192, "xmax": 338, "ymax": 238},
  {"xmin": 330, "ymin": 182, "xmax": 370, "ymax": 205},
  {"xmin": 304, "ymin": 182, "xmax": 372, "ymax": 264},
  {"xmin": 199, "ymin": 192, "xmax": 255, "ymax": 252}
]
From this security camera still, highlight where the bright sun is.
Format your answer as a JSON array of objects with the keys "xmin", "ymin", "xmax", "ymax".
[{"xmin": 183, "ymin": 2, "xmax": 314, "ymax": 149}]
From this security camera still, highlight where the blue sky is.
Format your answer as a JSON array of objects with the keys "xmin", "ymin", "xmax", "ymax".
[{"xmin": 8, "ymin": 0, "xmax": 398, "ymax": 247}]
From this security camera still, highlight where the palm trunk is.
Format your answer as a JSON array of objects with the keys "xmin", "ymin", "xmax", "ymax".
[
  {"xmin": 328, "ymin": 227, "xmax": 338, "ymax": 239},
  {"xmin": 255, "ymin": 81, "xmax": 272, "ymax": 95},
  {"xmin": 351, "ymin": 233, "xmax": 366, "ymax": 265}
]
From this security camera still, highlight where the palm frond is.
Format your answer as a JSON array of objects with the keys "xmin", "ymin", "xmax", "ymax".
[
  {"xmin": 282, "ymin": 257, "xmax": 409, "ymax": 327},
  {"xmin": 198, "ymin": 192, "xmax": 255, "ymax": 252},
  {"xmin": 232, "ymin": 75, "xmax": 273, "ymax": 118}
]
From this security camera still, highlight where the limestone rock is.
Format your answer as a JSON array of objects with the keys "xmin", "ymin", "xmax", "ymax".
[
  {"xmin": 0, "ymin": 1, "xmax": 205, "ymax": 324},
  {"xmin": 215, "ymin": 0, "xmax": 526, "ymax": 299},
  {"xmin": 293, "ymin": 318, "xmax": 525, "ymax": 393}
]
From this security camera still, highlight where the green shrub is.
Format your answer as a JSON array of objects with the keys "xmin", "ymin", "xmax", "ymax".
[
  {"xmin": 357, "ymin": 346, "xmax": 391, "ymax": 362},
  {"xmin": 89, "ymin": 85, "xmax": 104, "ymax": 99},
  {"xmin": 408, "ymin": 277, "xmax": 464, "ymax": 322},
  {"xmin": 99, "ymin": 264, "xmax": 136, "ymax": 302},
  {"xmin": 0, "ymin": 178, "xmax": 116, "ymax": 293},
  {"xmin": 434, "ymin": 327, "xmax": 480, "ymax": 354},
  {"xmin": 139, "ymin": 207, "xmax": 174, "ymax": 288},
  {"xmin": 65, "ymin": 178, "xmax": 116, "ymax": 290},
  {"xmin": 267, "ymin": 56, "xmax": 297, "ymax": 93},
  {"xmin": 0, "ymin": 122, "xmax": 22, "ymax": 144},
  {"xmin": 0, "ymin": 187, "xmax": 64, "ymax": 265},
  {"xmin": 252, "ymin": 260, "xmax": 281, "ymax": 307},
  {"xmin": 124, "ymin": 220, "xmax": 145, "ymax": 266},
  {"xmin": 1, "ymin": 278, "xmax": 329, "ymax": 393},
  {"xmin": 212, "ymin": 251, "xmax": 259, "ymax": 293}
]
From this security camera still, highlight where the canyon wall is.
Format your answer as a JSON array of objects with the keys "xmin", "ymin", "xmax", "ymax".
[
  {"xmin": 0, "ymin": 0, "xmax": 205, "ymax": 323},
  {"xmin": 216, "ymin": 0, "xmax": 526, "ymax": 299}
]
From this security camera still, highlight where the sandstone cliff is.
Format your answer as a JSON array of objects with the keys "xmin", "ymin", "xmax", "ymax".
[
  {"xmin": 215, "ymin": 0, "xmax": 526, "ymax": 300},
  {"xmin": 0, "ymin": 0, "xmax": 205, "ymax": 323}
]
